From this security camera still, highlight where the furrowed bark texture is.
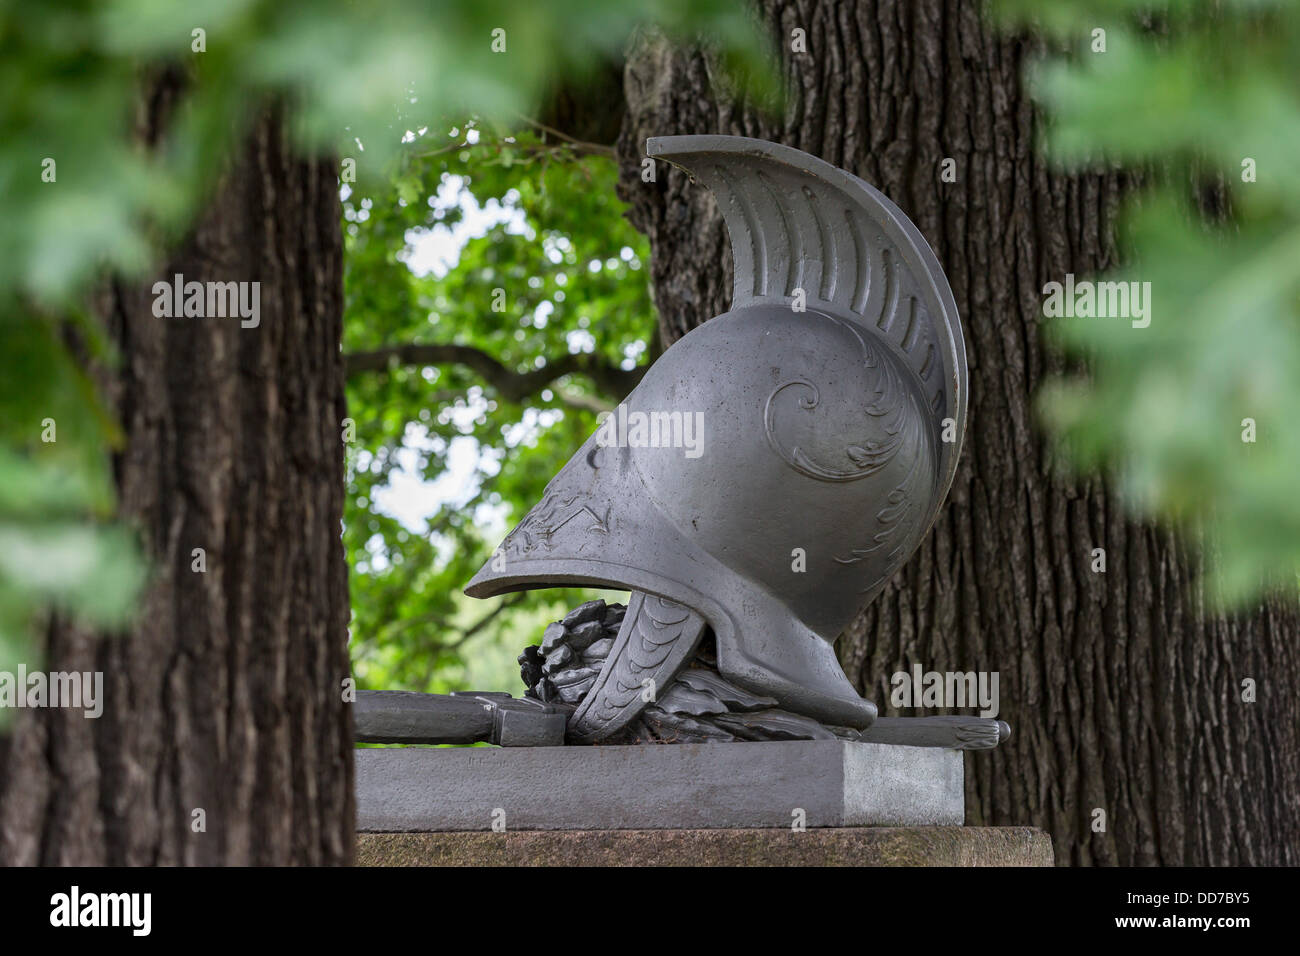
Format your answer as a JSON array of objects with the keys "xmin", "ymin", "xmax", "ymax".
[
  {"xmin": 0, "ymin": 99, "xmax": 353, "ymax": 864},
  {"xmin": 615, "ymin": 1, "xmax": 1299, "ymax": 865}
]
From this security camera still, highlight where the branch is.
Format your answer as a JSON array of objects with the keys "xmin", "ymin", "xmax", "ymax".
[
  {"xmin": 369, "ymin": 592, "xmax": 530, "ymax": 652},
  {"xmin": 514, "ymin": 114, "xmax": 617, "ymax": 159},
  {"xmin": 343, "ymin": 342, "xmax": 644, "ymax": 405},
  {"xmin": 450, "ymin": 592, "xmax": 531, "ymax": 650}
]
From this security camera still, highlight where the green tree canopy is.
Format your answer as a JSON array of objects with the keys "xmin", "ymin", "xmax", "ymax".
[{"xmin": 342, "ymin": 125, "xmax": 658, "ymax": 690}]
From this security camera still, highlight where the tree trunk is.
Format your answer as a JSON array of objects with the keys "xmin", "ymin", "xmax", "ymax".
[
  {"xmin": 616, "ymin": 1, "xmax": 1299, "ymax": 865},
  {"xmin": 0, "ymin": 99, "xmax": 354, "ymax": 865}
]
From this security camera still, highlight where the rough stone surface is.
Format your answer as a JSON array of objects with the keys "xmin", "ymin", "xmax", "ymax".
[
  {"xmin": 356, "ymin": 740, "xmax": 962, "ymax": 831},
  {"xmin": 356, "ymin": 827, "xmax": 1053, "ymax": 867}
]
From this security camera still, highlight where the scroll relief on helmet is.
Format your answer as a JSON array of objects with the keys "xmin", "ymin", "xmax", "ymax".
[{"xmin": 466, "ymin": 135, "xmax": 1005, "ymax": 750}]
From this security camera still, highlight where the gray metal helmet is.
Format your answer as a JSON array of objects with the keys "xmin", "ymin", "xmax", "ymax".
[{"xmin": 467, "ymin": 135, "xmax": 966, "ymax": 741}]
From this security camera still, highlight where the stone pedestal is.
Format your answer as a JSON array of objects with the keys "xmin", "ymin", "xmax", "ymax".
[
  {"xmin": 357, "ymin": 740, "xmax": 962, "ymax": 831},
  {"xmin": 356, "ymin": 827, "xmax": 1054, "ymax": 866},
  {"xmin": 354, "ymin": 741, "xmax": 1052, "ymax": 866}
]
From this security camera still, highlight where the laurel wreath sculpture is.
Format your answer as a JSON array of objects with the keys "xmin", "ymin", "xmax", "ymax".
[{"xmin": 519, "ymin": 599, "xmax": 858, "ymax": 744}]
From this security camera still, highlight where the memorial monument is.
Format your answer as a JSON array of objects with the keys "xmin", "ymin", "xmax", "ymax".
[{"xmin": 355, "ymin": 136, "xmax": 1050, "ymax": 866}]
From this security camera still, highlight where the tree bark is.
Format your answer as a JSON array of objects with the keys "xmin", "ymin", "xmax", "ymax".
[
  {"xmin": 0, "ymin": 98, "xmax": 354, "ymax": 865},
  {"xmin": 616, "ymin": 1, "xmax": 1299, "ymax": 865}
]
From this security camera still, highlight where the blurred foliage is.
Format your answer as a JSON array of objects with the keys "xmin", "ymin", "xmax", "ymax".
[
  {"xmin": 0, "ymin": 448, "xmax": 144, "ymax": 726},
  {"xmin": 343, "ymin": 124, "xmax": 655, "ymax": 691},
  {"xmin": 0, "ymin": 0, "xmax": 770, "ymax": 678},
  {"xmin": 994, "ymin": 0, "xmax": 1300, "ymax": 604}
]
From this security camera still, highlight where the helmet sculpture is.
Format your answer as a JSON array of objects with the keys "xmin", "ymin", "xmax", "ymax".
[{"xmin": 467, "ymin": 135, "xmax": 969, "ymax": 744}]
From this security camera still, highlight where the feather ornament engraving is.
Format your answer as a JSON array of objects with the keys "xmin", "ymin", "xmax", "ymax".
[{"xmin": 763, "ymin": 315, "xmax": 912, "ymax": 483}]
